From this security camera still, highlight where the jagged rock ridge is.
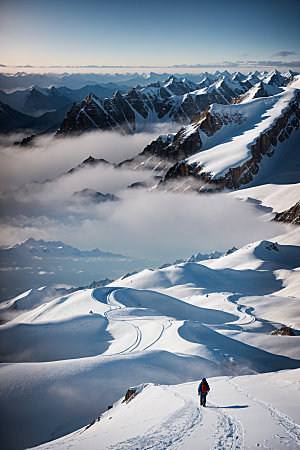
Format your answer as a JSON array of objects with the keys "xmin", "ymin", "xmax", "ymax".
[
  {"xmin": 56, "ymin": 73, "xmax": 281, "ymax": 136},
  {"xmin": 157, "ymin": 89, "xmax": 300, "ymax": 192},
  {"xmin": 274, "ymin": 201, "xmax": 300, "ymax": 225}
]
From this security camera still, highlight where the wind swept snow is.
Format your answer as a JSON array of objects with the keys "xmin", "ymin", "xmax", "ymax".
[
  {"xmin": 34, "ymin": 371, "xmax": 300, "ymax": 450},
  {"xmin": 186, "ymin": 78, "xmax": 300, "ymax": 178},
  {"xmin": 0, "ymin": 232, "xmax": 300, "ymax": 449}
]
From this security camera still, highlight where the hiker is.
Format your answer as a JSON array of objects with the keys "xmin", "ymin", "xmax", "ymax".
[{"xmin": 198, "ymin": 377, "xmax": 210, "ymax": 406}]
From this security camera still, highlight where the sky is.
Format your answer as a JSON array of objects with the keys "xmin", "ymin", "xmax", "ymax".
[{"xmin": 0, "ymin": 0, "xmax": 299, "ymax": 72}]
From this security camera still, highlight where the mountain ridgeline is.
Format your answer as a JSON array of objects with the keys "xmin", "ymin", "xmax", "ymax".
[
  {"xmin": 117, "ymin": 73, "xmax": 300, "ymax": 192},
  {"xmin": 56, "ymin": 70, "xmax": 294, "ymax": 135},
  {"xmin": 0, "ymin": 70, "xmax": 296, "ymax": 135},
  {"xmin": 1, "ymin": 70, "xmax": 299, "ymax": 195}
]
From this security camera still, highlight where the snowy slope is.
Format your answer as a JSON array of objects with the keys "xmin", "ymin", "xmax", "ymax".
[
  {"xmin": 131, "ymin": 74, "xmax": 299, "ymax": 193},
  {"xmin": 185, "ymin": 76, "xmax": 300, "ymax": 178},
  {"xmin": 34, "ymin": 370, "xmax": 300, "ymax": 450},
  {"xmin": 1, "ymin": 70, "xmax": 300, "ymax": 450},
  {"xmin": 0, "ymin": 231, "xmax": 299, "ymax": 449}
]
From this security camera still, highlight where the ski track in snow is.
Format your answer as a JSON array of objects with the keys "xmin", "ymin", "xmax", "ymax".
[
  {"xmin": 106, "ymin": 387, "xmax": 244, "ymax": 450},
  {"xmin": 225, "ymin": 294, "xmax": 256, "ymax": 327},
  {"xmin": 227, "ymin": 378, "xmax": 300, "ymax": 447},
  {"xmin": 106, "ymin": 289, "xmax": 143, "ymax": 354},
  {"xmin": 92, "ymin": 288, "xmax": 172, "ymax": 355},
  {"xmin": 107, "ymin": 387, "xmax": 203, "ymax": 450},
  {"xmin": 143, "ymin": 320, "xmax": 173, "ymax": 351},
  {"xmin": 88, "ymin": 287, "xmax": 296, "ymax": 449}
]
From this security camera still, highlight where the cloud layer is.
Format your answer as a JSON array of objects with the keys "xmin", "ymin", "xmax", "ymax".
[
  {"xmin": 0, "ymin": 130, "xmax": 284, "ymax": 263},
  {"xmin": 1, "ymin": 61, "xmax": 300, "ymax": 71},
  {"xmin": 0, "ymin": 129, "xmax": 174, "ymax": 189}
]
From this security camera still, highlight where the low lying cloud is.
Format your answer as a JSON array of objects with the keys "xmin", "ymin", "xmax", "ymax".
[
  {"xmin": 0, "ymin": 128, "xmax": 175, "ymax": 190},
  {"xmin": 0, "ymin": 189, "xmax": 284, "ymax": 260},
  {"xmin": 0, "ymin": 131, "xmax": 285, "ymax": 265}
]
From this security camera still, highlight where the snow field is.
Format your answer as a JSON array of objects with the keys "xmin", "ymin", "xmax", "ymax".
[
  {"xmin": 1, "ymin": 237, "xmax": 300, "ymax": 449},
  {"xmin": 34, "ymin": 370, "xmax": 300, "ymax": 450}
]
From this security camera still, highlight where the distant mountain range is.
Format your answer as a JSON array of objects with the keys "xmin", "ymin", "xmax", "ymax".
[
  {"xmin": 0, "ymin": 84, "xmax": 128, "ymax": 133},
  {"xmin": 0, "ymin": 238, "xmax": 133, "ymax": 301},
  {"xmin": 159, "ymin": 247, "xmax": 237, "ymax": 269},
  {"xmin": 0, "ymin": 70, "xmax": 297, "ymax": 135},
  {"xmin": 56, "ymin": 70, "xmax": 294, "ymax": 136},
  {"xmin": 0, "ymin": 84, "xmax": 124, "ymax": 116},
  {"xmin": 0, "ymin": 70, "xmax": 230, "ymax": 91},
  {"xmin": 3, "ymin": 237, "xmax": 123, "ymax": 258},
  {"xmin": 118, "ymin": 72, "xmax": 300, "ymax": 192}
]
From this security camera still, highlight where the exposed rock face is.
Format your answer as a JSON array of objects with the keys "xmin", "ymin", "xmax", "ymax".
[
  {"xmin": 231, "ymin": 82, "xmax": 275, "ymax": 104},
  {"xmin": 271, "ymin": 327, "xmax": 295, "ymax": 336},
  {"xmin": 56, "ymin": 76, "xmax": 257, "ymax": 136},
  {"xmin": 159, "ymin": 90, "xmax": 300, "ymax": 192},
  {"xmin": 66, "ymin": 156, "xmax": 112, "ymax": 175},
  {"xmin": 122, "ymin": 389, "xmax": 137, "ymax": 404},
  {"xmin": 264, "ymin": 69, "xmax": 286, "ymax": 87},
  {"xmin": 120, "ymin": 119, "xmax": 204, "ymax": 173},
  {"xmin": 120, "ymin": 103, "xmax": 250, "ymax": 181},
  {"xmin": 274, "ymin": 201, "xmax": 300, "ymax": 225}
]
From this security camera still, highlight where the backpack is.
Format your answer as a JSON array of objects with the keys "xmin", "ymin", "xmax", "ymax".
[{"xmin": 201, "ymin": 381, "xmax": 208, "ymax": 393}]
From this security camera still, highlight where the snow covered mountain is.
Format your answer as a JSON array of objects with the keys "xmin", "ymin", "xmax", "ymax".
[
  {"xmin": 122, "ymin": 75, "xmax": 299, "ymax": 191},
  {"xmin": 2, "ymin": 237, "xmax": 123, "ymax": 258},
  {"xmin": 0, "ymin": 227, "xmax": 299, "ymax": 449},
  {"xmin": 0, "ymin": 70, "xmax": 295, "ymax": 136},
  {"xmin": 232, "ymin": 81, "xmax": 282, "ymax": 103},
  {"xmin": 0, "ymin": 84, "xmax": 119, "ymax": 117},
  {"xmin": 0, "ymin": 70, "xmax": 248, "ymax": 91},
  {"xmin": 0, "ymin": 238, "xmax": 141, "ymax": 302},
  {"xmin": 56, "ymin": 71, "xmax": 291, "ymax": 136}
]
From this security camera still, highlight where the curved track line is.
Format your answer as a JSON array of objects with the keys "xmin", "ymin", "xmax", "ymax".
[
  {"xmin": 118, "ymin": 323, "xmax": 142, "ymax": 354},
  {"xmin": 107, "ymin": 386, "xmax": 203, "ymax": 450},
  {"xmin": 92, "ymin": 288, "xmax": 144, "ymax": 355},
  {"xmin": 208, "ymin": 403, "xmax": 244, "ymax": 449},
  {"xmin": 226, "ymin": 295, "xmax": 256, "ymax": 326},
  {"xmin": 143, "ymin": 320, "xmax": 173, "ymax": 351},
  {"xmin": 227, "ymin": 377, "xmax": 300, "ymax": 446}
]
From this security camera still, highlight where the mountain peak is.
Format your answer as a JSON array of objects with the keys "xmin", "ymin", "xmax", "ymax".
[
  {"xmin": 113, "ymin": 90, "xmax": 123, "ymax": 99},
  {"xmin": 81, "ymin": 155, "xmax": 110, "ymax": 166},
  {"xmin": 72, "ymin": 189, "xmax": 119, "ymax": 203},
  {"xmin": 164, "ymin": 75, "xmax": 179, "ymax": 84}
]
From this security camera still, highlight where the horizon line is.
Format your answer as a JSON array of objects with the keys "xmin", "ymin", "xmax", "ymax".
[{"xmin": 1, "ymin": 60, "xmax": 300, "ymax": 70}]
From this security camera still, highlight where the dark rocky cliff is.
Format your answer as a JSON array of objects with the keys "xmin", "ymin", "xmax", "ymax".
[
  {"xmin": 159, "ymin": 91, "xmax": 300, "ymax": 192},
  {"xmin": 274, "ymin": 201, "xmax": 300, "ymax": 225}
]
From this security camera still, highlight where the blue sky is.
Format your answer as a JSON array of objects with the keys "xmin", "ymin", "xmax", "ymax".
[{"xmin": 0, "ymin": 0, "xmax": 299, "ymax": 70}]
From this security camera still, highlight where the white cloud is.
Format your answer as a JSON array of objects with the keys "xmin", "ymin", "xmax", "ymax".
[
  {"xmin": 0, "ymin": 131, "xmax": 284, "ymax": 263},
  {"xmin": 0, "ymin": 128, "xmax": 175, "ymax": 190},
  {"xmin": 0, "ymin": 190, "xmax": 284, "ymax": 261}
]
